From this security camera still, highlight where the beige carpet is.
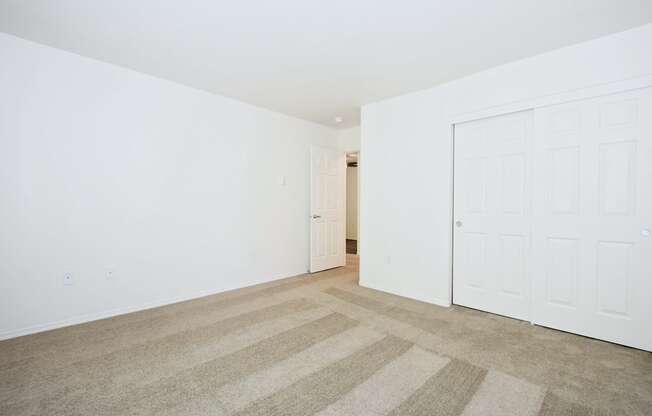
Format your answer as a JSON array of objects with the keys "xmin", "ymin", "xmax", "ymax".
[{"xmin": 1, "ymin": 256, "xmax": 651, "ymax": 415}]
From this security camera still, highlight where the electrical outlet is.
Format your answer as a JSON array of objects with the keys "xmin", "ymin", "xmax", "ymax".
[
  {"xmin": 385, "ymin": 255, "xmax": 391, "ymax": 265},
  {"xmin": 63, "ymin": 273, "xmax": 74, "ymax": 286}
]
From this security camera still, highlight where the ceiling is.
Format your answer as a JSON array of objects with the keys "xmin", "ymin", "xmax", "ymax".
[{"xmin": 1, "ymin": 1, "xmax": 651, "ymax": 128}]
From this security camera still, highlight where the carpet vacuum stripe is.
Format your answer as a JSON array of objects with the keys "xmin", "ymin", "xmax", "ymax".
[
  {"xmin": 234, "ymin": 335, "xmax": 413, "ymax": 416},
  {"xmin": 105, "ymin": 313, "xmax": 357, "ymax": 415}
]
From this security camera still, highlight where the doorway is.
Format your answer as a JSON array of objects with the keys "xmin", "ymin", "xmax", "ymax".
[{"xmin": 346, "ymin": 152, "xmax": 359, "ymax": 255}]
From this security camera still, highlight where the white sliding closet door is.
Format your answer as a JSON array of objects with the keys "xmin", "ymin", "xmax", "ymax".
[
  {"xmin": 531, "ymin": 88, "xmax": 652, "ymax": 351},
  {"xmin": 453, "ymin": 110, "xmax": 533, "ymax": 321}
]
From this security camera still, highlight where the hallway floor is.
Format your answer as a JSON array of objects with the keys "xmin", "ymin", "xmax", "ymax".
[{"xmin": 346, "ymin": 239, "xmax": 357, "ymax": 254}]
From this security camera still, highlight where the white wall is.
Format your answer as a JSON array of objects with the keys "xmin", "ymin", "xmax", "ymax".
[
  {"xmin": 337, "ymin": 126, "xmax": 361, "ymax": 153},
  {"xmin": 360, "ymin": 24, "xmax": 652, "ymax": 306},
  {"xmin": 346, "ymin": 167, "xmax": 358, "ymax": 240},
  {"xmin": 0, "ymin": 33, "xmax": 338, "ymax": 339}
]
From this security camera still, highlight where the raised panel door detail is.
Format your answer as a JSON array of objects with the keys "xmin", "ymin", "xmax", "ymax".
[
  {"xmin": 328, "ymin": 221, "xmax": 338, "ymax": 255},
  {"xmin": 549, "ymin": 147, "xmax": 579, "ymax": 215},
  {"xmin": 599, "ymin": 100, "xmax": 638, "ymax": 128},
  {"xmin": 548, "ymin": 108, "xmax": 581, "ymax": 133},
  {"xmin": 596, "ymin": 241, "xmax": 632, "ymax": 318},
  {"xmin": 545, "ymin": 108, "xmax": 580, "ymax": 149},
  {"xmin": 545, "ymin": 237, "xmax": 578, "ymax": 309},
  {"xmin": 497, "ymin": 117, "xmax": 526, "ymax": 144},
  {"xmin": 312, "ymin": 222, "xmax": 326, "ymax": 258},
  {"xmin": 499, "ymin": 234, "xmax": 526, "ymax": 296},
  {"xmin": 314, "ymin": 175, "xmax": 325, "ymax": 210},
  {"xmin": 464, "ymin": 157, "xmax": 488, "ymax": 214},
  {"xmin": 501, "ymin": 153, "xmax": 525, "ymax": 215},
  {"xmin": 599, "ymin": 142, "xmax": 636, "ymax": 216},
  {"xmin": 326, "ymin": 174, "xmax": 338, "ymax": 210},
  {"xmin": 462, "ymin": 232, "xmax": 488, "ymax": 289}
]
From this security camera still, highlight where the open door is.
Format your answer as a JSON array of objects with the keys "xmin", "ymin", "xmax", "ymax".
[{"xmin": 310, "ymin": 146, "xmax": 346, "ymax": 273}]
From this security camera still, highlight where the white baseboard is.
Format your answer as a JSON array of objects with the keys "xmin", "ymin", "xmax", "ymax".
[
  {"xmin": 359, "ymin": 281, "xmax": 451, "ymax": 308},
  {"xmin": 0, "ymin": 269, "xmax": 307, "ymax": 341},
  {"xmin": 0, "ymin": 287, "xmax": 224, "ymax": 341}
]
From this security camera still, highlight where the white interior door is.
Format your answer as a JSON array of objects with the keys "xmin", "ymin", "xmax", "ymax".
[
  {"xmin": 531, "ymin": 88, "xmax": 652, "ymax": 351},
  {"xmin": 310, "ymin": 146, "xmax": 346, "ymax": 273},
  {"xmin": 453, "ymin": 110, "xmax": 533, "ymax": 321}
]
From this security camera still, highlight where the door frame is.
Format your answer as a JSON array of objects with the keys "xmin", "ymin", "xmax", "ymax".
[
  {"xmin": 344, "ymin": 151, "xmax": 361, "ymax": 256},
  {"xmin": 446, "ymin": 73, "xmax": 652, "ymax": 308}
]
